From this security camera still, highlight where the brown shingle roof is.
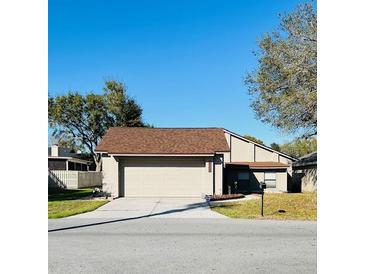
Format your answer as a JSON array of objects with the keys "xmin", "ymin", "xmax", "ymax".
[
  {"xmin": 226, "ymin": 162, "xmax": 288, "ymax": 169},
  {"xmin": 95, "ymin": 127, "xmax": 230, "ymax": 154}
]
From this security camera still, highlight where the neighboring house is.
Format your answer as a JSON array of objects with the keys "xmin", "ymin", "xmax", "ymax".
[
  {"xmin": 48, "ymin": 144, "xmax": 92, "ymax": 171},
  {"xmin": 95, "ymin": 127, "xmax": 297, "ymax": 198},
  {"xmin": 292, "ymin": 152, "xmax": 317, "ymax": 192},
  {"xmin": 48, "ymin": 145, "xmax": 101, "ymax": 189}
]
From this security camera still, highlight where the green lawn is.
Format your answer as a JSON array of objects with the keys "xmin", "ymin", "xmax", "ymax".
[
  {"xmin": 211, "ymin": 192, "xmax": 316, "ymax": 220},
  {"xmin": 48, "ymin": 188, "xmax": 108, "ymax": 219},
  {"xmin": 48, "ymin": 188, "xmax": 94, "ymax": 201}
]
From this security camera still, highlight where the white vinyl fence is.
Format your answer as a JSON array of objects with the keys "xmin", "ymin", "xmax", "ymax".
[{"xmin": 49, "ymin": 170, "xmax": 102, "ymax": 189}]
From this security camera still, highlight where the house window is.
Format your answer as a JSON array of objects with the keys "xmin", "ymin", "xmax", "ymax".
[
  {"xmin": 238, "ymin": 172, "xmax": 250, "ymax": 180},
  {"xmin": 264, "ymin": 172, "xmax": 276, "ymax": 188},
  {"xmin": 68, "ymin": 161, "xmax": 75, "ymax": 170}
]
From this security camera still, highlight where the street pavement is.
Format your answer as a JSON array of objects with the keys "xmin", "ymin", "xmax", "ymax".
[{"xmin": 49, "ymin": 217, "xmax": 316, "ymax": 274}]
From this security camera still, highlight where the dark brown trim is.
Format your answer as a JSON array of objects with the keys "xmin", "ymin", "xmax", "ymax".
[
  {"xmin": 222, "ymin": 153, "xmax": 224, "ymax": 193},
  {"xmin": 229, "ymin": 134, "xmax": 232, "ymax": 162},
  {"xmin": 106, "ymin": 153, "xmax": 219, "ymax": 156},
  {"xmin": 248, "ymin": 168, "xmax": 287, "ymax": 171},
  {"xmin": 226, "ymin": 166, "xmax": 287, "ymax": 170},
  {"xmin": 253, "ymin": 144, "xmax": 256, "ymax": 161},
  {"xmin": 213, "ymin": 158, "xmax": 215, "ymax": 195}
]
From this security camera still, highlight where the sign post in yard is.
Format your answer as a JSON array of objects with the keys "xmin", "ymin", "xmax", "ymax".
[{"xmin": 260, "ymin": 182, "xmax": 266, "ymax": 217}]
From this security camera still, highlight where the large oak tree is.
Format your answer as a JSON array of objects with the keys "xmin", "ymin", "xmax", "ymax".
[
  {"xmin": 48, "ymin": 80, "xmax": 146, "ymax": 171},
  {"xmin": 245, "ymin": 3, "xmax": 317, "ymax": 138}
]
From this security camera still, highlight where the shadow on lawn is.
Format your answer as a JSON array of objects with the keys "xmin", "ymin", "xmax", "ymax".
[
  {"xmin": 48, "ymin": 188, "xmax": 93, "ymax": 202},
  {"xmin": 48, "ymin": 201, "xmax": 209, "ymax": 233}
]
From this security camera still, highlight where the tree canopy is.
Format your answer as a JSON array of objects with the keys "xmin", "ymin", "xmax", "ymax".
[
  {"xmin": 280, "ymin": 138, "xmax": 317, "ymax": 158},
  {"xmin": 270, "ymin": 142, "xmax": 281, "ymax": 152},
  {"xmin": 50, "ymin": 132, "xmax": 84, "ymax": 153},
  {"xmin": 245, "ymin": 3, "xmax": 317, "ymax": 138},
  {"xmin": 243, "ymin": 135, "xmax": 265, "ymax": 145},
  {"xmin": 48, "ymin": 80, "xmax": 146, "ymax": 170}
]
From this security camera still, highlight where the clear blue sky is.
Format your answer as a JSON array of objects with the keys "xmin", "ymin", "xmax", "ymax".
[{"xmin": 49, "ymin": 0, "xmax": 306, "ymax": 145}]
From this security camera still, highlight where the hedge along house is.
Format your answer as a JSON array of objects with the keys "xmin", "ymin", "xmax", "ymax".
[{"xmin": 95, "ymin": 127, "xmax": 296, "ymax": 198}]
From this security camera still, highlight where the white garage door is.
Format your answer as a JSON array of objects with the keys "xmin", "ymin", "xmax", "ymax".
[{"xmin": 123, "ymin": 158, "xmax": 205, "ymax": 197}]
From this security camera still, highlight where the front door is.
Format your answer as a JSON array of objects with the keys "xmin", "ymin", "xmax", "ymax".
[
  {"xmin": 225, "ymin": 169, "xmax": 251, "ymax": 194},
  {"xmin": 237, "ymin": 172, "xmax": 250, "ymax": 193}
]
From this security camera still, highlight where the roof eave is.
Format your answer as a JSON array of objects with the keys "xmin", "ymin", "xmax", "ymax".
[
  {"xmin": 106, "ymin": 153, "xmax": 215, "ymax": 157},
  {"xmin": 293, "ymin": 161, "xmax": 317, "ymax": 167}
]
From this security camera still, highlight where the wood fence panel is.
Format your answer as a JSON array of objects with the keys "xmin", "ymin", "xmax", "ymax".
[{"xmin": 50, "ymin": 170, "xmax": 102, "ymax": 189}]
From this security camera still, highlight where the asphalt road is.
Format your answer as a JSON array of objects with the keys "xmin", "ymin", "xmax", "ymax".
[{"xmin": 49, "ymin": 218, "xmax": 316, "ymax": 274}]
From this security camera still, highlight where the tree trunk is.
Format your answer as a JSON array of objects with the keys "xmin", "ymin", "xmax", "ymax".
[
  {"xmin": 93, "ymin": 153, "xmax": 102, "ymax": 172},
  {"xmin": 95, "ymin": 160, "xmax": 102, "ymax": 172}
]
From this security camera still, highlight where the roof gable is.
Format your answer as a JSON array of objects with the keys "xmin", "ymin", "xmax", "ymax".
[
  {"xmin": 223, "ymin": 129, "xmax": 298, "ymax": 161},
  {"xmin": 95, "ymin": 127, "xmax": 230, "ymax": 155}
]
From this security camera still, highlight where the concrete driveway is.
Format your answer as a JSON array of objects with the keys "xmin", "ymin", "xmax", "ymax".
[{"xmin": 68, "ymin": 197, "xmax": 226, "ymax": 219}]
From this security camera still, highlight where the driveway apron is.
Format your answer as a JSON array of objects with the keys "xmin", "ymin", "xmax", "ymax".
[{"xmin": 67, "ymin": 197, "xmax": 227, "ymax": 219}]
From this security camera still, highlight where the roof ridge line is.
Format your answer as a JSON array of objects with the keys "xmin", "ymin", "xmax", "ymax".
[{"xmin": 108, "ymin": 127, "xmax": 224, "ymax": 129}]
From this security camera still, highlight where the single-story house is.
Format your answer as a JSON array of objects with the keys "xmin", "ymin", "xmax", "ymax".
[
  {"xmin": 292, "ymin": 152, "xmax": 317, "ymax": 192},
  {"xmin": 95, "ymin": 127, "xmax": 297, "ymax": 198},
  {"xmin": 48, "ymin": 144, "xmax": 92, "ymax": 171}
]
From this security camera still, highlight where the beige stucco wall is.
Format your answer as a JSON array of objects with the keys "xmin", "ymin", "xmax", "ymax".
[
  {"xmin": 214, "ymin": 161, "xmax": 223, "ymax": 195},
  {"xmin": 252, "ymin": 170, "xmax": 287, "ymax": 192},
  {"xmin": 248, "ymin": 143, "xmax": 255, "ymax": 161},
  {"xmin": 255, "ymin": 145, "xmax": 278, "ymax": 162},
  {"xmin": 252, "ymin": 172, "xmax": 265, "ymax": 182},
  {"xmin": 279, "ymin": 155, "xmax": 291, "ymax": 164},
  {"xmin": 230, "ymin": 136, "xmax": 254, "ymax": 162},
  {"xmin": 275, "ymin": 171, "xmax": 287, "ymax": 191},
  {"xmin": 101, "ymin": 155, "xmax": 119, "ymax": 197},
  {"xmin": 225, "ymin": 131, "xmax": 293, "ymax": 164},
  {"xmin": 251, "ymin": 172, "xmax": 264, "ymax": 192},
  {"xmin": 222, "ymin": 151, "xmax": 230, "ymax": 164},
  {"xmin": 204, "ymin": 159, "xmax": 214, "ymax": 195}
]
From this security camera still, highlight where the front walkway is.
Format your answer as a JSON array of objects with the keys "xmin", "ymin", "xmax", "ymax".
[{"xmin": 67, "ymin": 197, "xmax": 227, "ymax": 219}]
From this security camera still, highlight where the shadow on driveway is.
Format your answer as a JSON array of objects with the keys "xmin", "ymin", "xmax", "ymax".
[{"xmin": 49, "ymin": 201, "xmax": 210, "ymax": 233}]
